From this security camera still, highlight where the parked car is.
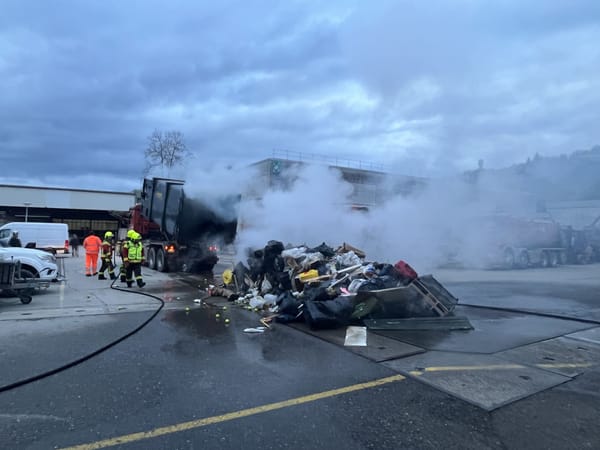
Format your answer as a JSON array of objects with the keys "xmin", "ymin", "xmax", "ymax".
[{"xmin": 0, "ymin": 246, "xmax": 60, "ymax": 281}]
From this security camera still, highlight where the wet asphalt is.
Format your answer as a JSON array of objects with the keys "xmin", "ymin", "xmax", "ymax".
[{"xmin": 1, "ymin": 261, "xmax": 600, "ymax": 449}]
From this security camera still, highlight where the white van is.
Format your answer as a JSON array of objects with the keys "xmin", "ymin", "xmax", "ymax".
[{"xmin": 0, "ymin": 222, "xmax": 69, "ymax": 254}]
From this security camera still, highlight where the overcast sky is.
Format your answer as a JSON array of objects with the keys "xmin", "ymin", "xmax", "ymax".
[{"xmin": 1, "ymin": 0, "xmax": 600, "ymax": 191}]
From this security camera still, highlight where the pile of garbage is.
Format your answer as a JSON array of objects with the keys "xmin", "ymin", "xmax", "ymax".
[{"xmin": 207, "ymin": 240, "xmax": 458, "ymax": 330}]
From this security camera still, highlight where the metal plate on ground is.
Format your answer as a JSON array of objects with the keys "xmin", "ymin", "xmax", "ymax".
[
  {"xmin": 383, "ymin": 351, "xmax": 571, "ymax": 411},
  {"xmin": 373, "ymin": 306, "xmax": 593, "ymax": 354},
  {"xmin": 496, "ymin": 336, "xmax": 600, "ymax": 377},
  {"xmin": 565, "ymin": 326, "xmax": 600, "ymax": 345},
  {"xmin": 364, "ymin": 316, "xmax": 473, "ymax": 331},
  {"xmin": 287, "ymin": 322, "xmax": 425, "ymax": 362}
]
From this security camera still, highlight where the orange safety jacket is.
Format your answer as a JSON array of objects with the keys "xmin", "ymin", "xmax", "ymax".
[{"xmin": 83, "ymin": 235, "xmax": 102, "ymax": 255}]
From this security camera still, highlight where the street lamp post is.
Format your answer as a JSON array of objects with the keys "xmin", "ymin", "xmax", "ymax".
[{"xmin": 23, "ymin": 202, "xmax": 31, "ymax": 222}]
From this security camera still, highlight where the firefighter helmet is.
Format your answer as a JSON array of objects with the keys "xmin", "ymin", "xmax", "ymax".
[
  {"xmin": 104, "ymin": 231, "xmax": 114, "ymax": 239},
  {"xmin": 127, "ymin": 229, "xmax": 136, "ymax": 239}
]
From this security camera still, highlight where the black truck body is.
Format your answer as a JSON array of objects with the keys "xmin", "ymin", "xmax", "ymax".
[{"xmin": 133, "ymin": 177, "xmax": 236, "ymax": 273}]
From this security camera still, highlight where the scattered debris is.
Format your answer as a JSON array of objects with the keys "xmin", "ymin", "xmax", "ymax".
[
  {"xmin": 344, "ymin": 326, "xmax": 367, "ymax": 346},
  {"xmin": 205, "ymin": 240, "xmax": 461, "ymax": 332},
  {"xmin": 244, "ymin": 327, "xmax": 267, "ymax": 333}
]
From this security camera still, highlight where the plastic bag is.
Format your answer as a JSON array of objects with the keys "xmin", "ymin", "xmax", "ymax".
[
  {"xmin": 336, "ymin": 251, "xmax": 362, "ymax": 267},
  {"xmin": 304, "ymin": 298, "xmax": 354, "ymax": 329}
]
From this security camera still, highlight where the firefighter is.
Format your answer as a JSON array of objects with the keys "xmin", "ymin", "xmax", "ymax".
[
  {"xmin": 118, "ymin": 229, "xmax": 136, "ymax": 283},
  {"xmin": 125, "ymin": 231, "xmax": 146, "ymax": 288},
  {"xmin": 98, "ymin": 231, "xmax": 117, "ymax": 280}
]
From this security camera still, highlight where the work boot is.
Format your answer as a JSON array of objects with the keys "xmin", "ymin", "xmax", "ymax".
[
  {"xmin": 92, "ymin": 272, "xmax": 98, "ymax": 276},
  {"xmin": 120, "ymin": 276, "xmax": 126, "ymax": 283},
  {"xmin": 127, "ymin": 283, "xmax": 133, "ymax": 288},
  {"xmin": 137, "ymin": 281, "xmax": 146, "ymax": 288},
  {"xmin": 110, "ymin": 275, "xmax": 117, "ymax": 280},
  {"xmin": 98, "ymin": 274, "xmax": 106, "ymax": 280},
  {"xmin": 85, "ymin": 274, "xmax": 91, "ymax": 277}
]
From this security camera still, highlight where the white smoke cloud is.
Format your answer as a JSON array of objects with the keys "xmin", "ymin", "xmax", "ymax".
[{"xmin": 232, "ymin": 161, "xmax": 548, "ymax": 273}]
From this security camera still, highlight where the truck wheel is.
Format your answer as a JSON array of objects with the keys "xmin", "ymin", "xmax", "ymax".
[
  {"xmin": 517, "ymin": 250, "xmax": 529, "ymax": 269},
  {"xmin": 503, "ymin": 248, "xmax": 515, "ymax": 268},
  {"xmin": 147, "ymin": 247, "xmax": 157, "ymax": 270},
  {"xmin": 540, "ymin": 251, "xmax": 550, "ymax": 268},
  {"xmin": 156, "ymin": 248, "xmax": 168, "ymax": 272}
]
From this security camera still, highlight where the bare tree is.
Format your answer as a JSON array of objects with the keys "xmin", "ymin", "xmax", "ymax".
[{"xmin": 144, "ymin": 129, "xmax": 191, "ymax": 176}]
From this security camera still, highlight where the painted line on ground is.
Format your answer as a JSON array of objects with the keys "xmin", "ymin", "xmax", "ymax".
[
  {"xmin": 409, "ymin": 362, "xmax": 593, "ymax": 376},
  {"xmin": 59, "ymin": 374, "xmax": 405, "ymax": 450}
]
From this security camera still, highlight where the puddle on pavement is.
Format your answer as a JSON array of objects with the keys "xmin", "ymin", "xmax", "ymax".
[
  {"xmin": 161, "ymin": 307, "xmax": 232, "ymax": 338},
  {"xmin": 159, "ymin": 307, "xmax": 236, "ymax": 357}
]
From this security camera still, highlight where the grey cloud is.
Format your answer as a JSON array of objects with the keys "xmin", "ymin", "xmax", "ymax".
[{"xmin": 0, "ymin": 0, "xmax": 599, "ymax": 190}]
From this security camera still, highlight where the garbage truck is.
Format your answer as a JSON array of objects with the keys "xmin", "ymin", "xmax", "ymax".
[{"xmin": 129, "ymin": 177, "xmax": 237, "ymax": 273}]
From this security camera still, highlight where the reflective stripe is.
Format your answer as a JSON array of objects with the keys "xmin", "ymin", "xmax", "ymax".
[
  {"xmin": 100, "ymin": 240, "xmax": 113, "ymax": 258},
  {"xmin": 128, "ymin": 243, "xmax": 143, "ymax": 263}
]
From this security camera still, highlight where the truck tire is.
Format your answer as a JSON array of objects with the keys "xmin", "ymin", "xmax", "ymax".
[
  {"xmin": 503, "ymin": 248, "xmax": 515, "ymax": 269},
  {"xmin": 156, "ymin": 248, "xmax": 168, "ymax": 272},
  {"xmin": 540, "ymin": 251, "xmax": 550, "ymax": 268},
  {"xmin": 517, "ymin": 250, "xmax": 529, "ymax": 269},
  {"xmin": 147, "ymin": 247, "xmax": 157, "ymax": 270}
]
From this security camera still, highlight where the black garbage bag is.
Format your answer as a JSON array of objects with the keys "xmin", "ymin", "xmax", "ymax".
[
  {"xmin": 263, "ymin": 240, "xmax": 285, "ymax": 273},
  {"xmin": 275, "ymin": 291, "xmax": 303, "ymax": 323},
  {"xmin": 377, "ymin": 263, "xmax": 397, "ymax": 277},
  {"xmin": 233, "ymin": 262, "xmax": 251, "ymax": 292},
  {"xmin": 272, "ymin": 270, "xmax": 292, "ymax": 291},
  {"xmin": 247, "ymin": 256, "xmax": 263, "ymax": 280},
  {"xmin": 307, "ymin": 242, "xmax": 335, "ymax": 258},
  {"xmin": 304, "ymin": 298, "xmax": 354, "ymax": 329},
  {"xmin": 302, "ymin": 285, "xmax": 335, "ymax": 303},
  {"xmin": 270, "ymin": 255, "xmax": 285, "ymax": 273},
  {"xmin": 357, "ymin": 277, "xmax": 387, "ymax": 291}
]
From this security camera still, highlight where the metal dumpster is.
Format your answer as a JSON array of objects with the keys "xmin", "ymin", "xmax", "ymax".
[{"xmin": 353, "ymin": 275, "xmax": 459, "ymax": 319}]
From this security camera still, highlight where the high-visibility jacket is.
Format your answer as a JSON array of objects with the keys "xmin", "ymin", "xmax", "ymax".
[
  {"xmin": 100, "ymin": 240, "xmax": 114, "ymax": 259},
  {"xmin": 127, "ymin": 242, "xmax": 144, "ymax": 263},
  {"xmin": 83, "ymin": 235, "xmax": 102, "ymax": 254}
]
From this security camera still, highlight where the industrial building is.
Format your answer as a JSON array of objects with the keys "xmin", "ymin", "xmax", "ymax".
[
  {"xmin": 0, "ymin": 184, "xmax": 136, "ymax": 237},
  {"xmin": 250, "ymin": 152, "xmax": 426, "ymax": 208}
]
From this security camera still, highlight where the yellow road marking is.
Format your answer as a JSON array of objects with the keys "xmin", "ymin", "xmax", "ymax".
[
  {"xmin": 536, "ymin": 363, "xmax": 593, "ymax": 369},
  {"xmin": 409, "ymin": 362, "xmax": 593, "ymax": 376},
  {"xmin": 60, "ymin": 374, "xmax": 405, "ymax": 450}
]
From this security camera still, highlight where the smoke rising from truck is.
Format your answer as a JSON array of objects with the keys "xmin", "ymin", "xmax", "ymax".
[{"xmin": 178, "ymin": 150, "xmax": 599, "ymax": 271}]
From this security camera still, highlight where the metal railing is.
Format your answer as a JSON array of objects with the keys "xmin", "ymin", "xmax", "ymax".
[{"xmin": 271, "ymin": 150, "xmax": 389, "ymax": 173}]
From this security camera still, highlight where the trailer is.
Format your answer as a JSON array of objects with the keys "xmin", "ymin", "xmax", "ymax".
[{"xmin": 0, "ymin": 260, "xmax": 50, "ymax": 304}]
